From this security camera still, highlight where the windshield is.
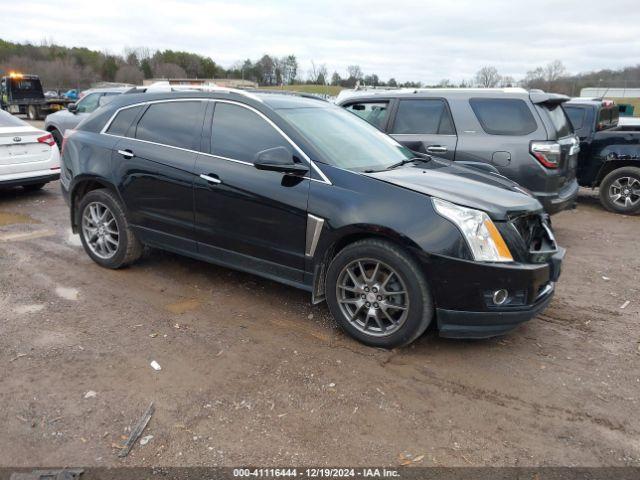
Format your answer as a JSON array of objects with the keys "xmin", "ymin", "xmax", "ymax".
[{"xmin": 277, "ymin": 106, "xmax": 414, "ymax": 172}]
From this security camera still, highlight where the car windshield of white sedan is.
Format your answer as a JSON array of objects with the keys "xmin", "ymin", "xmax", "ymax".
[
  {"xmin": 0, "ymin": 110, "xmax": 28, "ymax": 128},
  {"xmin": 278, "ymin": 106, "xmax": 414, "ymax": 172}
]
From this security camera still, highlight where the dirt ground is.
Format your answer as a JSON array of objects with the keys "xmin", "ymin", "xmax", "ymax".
[{"xmin": 0, "ymin": 178, "xmax": 639, "ymax": 467}]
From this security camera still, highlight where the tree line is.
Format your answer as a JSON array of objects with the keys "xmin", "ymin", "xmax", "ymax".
[{"xmin": 2, "ymin": 39, "xmax": 640, "ymax": 96}]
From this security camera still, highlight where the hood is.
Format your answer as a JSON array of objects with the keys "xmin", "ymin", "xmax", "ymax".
[
  {"xmin": 45, "ymin": 108, "xmax": 77, "ymax": 125},
  {"xmin": 366, "ymin": 158, "xmax": 542, "ymax": 221}
]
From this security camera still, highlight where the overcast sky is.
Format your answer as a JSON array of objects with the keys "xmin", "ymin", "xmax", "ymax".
[{"xmin": 4, "ymin": 0, "xmax": 640, "ymax": 83}]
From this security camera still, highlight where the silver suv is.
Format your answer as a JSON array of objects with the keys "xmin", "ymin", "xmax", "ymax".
[
  {"xmin": 337, "ymin": 88, "xmax": 580, "ymax": 214},
  {"xmin": 45, "ymin": 87, "xmax": 130, "ymax": 148}
]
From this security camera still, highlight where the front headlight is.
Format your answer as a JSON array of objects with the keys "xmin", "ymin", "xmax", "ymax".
[{"xmin": 432, "ymin": 198, "xmax": 513, "ymax": 262}]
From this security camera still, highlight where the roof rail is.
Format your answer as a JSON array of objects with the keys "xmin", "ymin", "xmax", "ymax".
[
  {"xmin": 143, "ymin": 81, "xmax": 263, "ymax": 102},
  {"xmin": 245, "ymin": 89, "xmax": 329, "ymax": 102}
]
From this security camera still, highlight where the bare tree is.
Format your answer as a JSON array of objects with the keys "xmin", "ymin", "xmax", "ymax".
[
  {"xmin": 521, "ymin": 61, "xmax": 568, "ymax": 91},
  {"xmin": 153, "ymin": 62, "xmax": 187, "ymax": 79},
  {"xmin": 316, "ymin": 64, "xmax": 328, "ymax": 85},
  {"xmin": 500, "ymin": 75, "xmax": 516, "ymax": 87},
  {"xmin": 347, "ymin": 65, "xmax": 363, "ymax": 81},
  {"xmin": 115, "ymin": 65, "xmax": 144, "ymax": 85},
  {"xmin": 475, "ymin": 66, "xmax": 502, "ymax": 88},
  {"xmin": 544, "ymin": 60, "xmax": 567, "ymax": 83}
]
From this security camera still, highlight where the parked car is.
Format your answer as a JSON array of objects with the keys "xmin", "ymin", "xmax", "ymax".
[
  {"xmin": 45, "ymin": 87, "xmax": 130, "ymax": 148},
  {"xmin": 60, "ymin": 90, "xmax": 564, "ymax": 348},
  {"xmin": 336, "ymin": 88, "xmax": 580, "ymax": 215},
  {"xmin": 63, "ymin": 89, "xmax": 79, "ymax": 101},
  {"xmin": 563, "ymin": 99, "xmax": 640, "ymax": 214},
  {"xmin": 0, "ymin": 109, "xmax": 60, "ymax": 190}
]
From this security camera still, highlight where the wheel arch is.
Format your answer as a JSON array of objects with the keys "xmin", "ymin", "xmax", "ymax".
[
  {"xmin": 69, "ymin": 176, "xmax": 120, "ymax": 233},
  {"xmin": 311, "ymin": 225, "xmax": 422, "ymax": 304},
  {"xmin": 595, "ymin": 159, "xmax": 640, "ymax": 186}
]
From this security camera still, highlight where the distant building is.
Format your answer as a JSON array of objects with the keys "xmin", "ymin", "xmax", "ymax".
[
  {"xmin": 580, "ymin": 87, "xmax": 640, "ymax": 98},
  {"xmin": 142, "ymin": 78, "xmax": 258, "ymax": 89}
]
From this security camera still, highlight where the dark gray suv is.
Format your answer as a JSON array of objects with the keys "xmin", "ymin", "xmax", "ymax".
[{"xmin": 337, "ymin": 88, "xmax": 580, "ymax": 214}]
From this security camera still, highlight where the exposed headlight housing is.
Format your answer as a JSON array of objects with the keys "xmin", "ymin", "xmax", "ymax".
[{"xmin": 432, "ymin": 198, "xmax": 513, "ymax": 262}]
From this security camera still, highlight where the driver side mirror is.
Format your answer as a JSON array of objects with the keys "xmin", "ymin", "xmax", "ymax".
[
  {"xmin": 67, "ymin": 103, "xmax": 78, "ymax": 113},
  {"xmin": 253, "ymin": 147, "xmax": 308, "ymax": 175}
]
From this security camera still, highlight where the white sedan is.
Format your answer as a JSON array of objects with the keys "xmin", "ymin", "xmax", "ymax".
[{"xmin": 0, "ymin": 109, "xmax": 60, "ymax": 191}]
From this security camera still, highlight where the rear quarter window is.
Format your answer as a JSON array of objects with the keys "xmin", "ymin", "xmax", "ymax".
[
  {"xmin": 542, "ymin": 104, "xmax": 573, "ymax": 137},
  {"xmin": 470, "ymin": 98, "xmax": 537, "ymax": 136},
  {"xmin": 105, "ymin": 105, "xmax": 143, "ymax": 137}
]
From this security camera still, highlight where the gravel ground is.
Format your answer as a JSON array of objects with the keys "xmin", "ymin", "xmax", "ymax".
[{"xmin": 0, "ymin": 180, "xmax": 638, "ymax": 468}]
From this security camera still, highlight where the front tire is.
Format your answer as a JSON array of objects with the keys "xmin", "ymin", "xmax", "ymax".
[
  {"xmin": 599, "ymin": 167, "xmax": 640, "ymax": 215},
  {"xmin": 326, "ymin": 238, "xmax": 433, "ymax": 348},
  {"xmin": 77, "ymin": 189, "xmax": 143, "ymax": 268}
]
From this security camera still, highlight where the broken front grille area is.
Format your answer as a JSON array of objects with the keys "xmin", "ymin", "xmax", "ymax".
[{"xmin": 499, "ymin": 213, "xmax": 558, "ymax": 264}]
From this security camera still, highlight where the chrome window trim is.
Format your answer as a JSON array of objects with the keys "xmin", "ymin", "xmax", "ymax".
[
  {"xmin": 99, "ymin": 98, "xmax": 332, "ymax": 185},
  {"xmin": 104, "ymin": 132, "xmax": 326, "ymax": 183}
]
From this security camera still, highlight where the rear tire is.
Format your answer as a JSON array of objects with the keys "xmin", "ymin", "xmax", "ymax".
[
  {"xmin": 599, "ymin": 167, "xmax": 640, "ymax": 215},
  {"xmin": 77, "ymin": 189, "xmax": 143, "ymax": 269},
  {"xmin": 50, "ymin": 128, "xmax": 63, "ymax": 150},
  {"xmin": 27, "ymin": 105, "xmax": 41, "ymax": 121},
  {"xmin": 326, "ymin": 238, "xmax": 433, "ymax": 348},
  {"xmin": 22, "ymin": 183, "xmax": 46, "ymax": 192}
]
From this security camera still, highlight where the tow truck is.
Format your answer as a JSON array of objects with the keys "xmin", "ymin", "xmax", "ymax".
[{"xmin": 0, "ymin": 72, "xmax": 72, "ymax": 120}]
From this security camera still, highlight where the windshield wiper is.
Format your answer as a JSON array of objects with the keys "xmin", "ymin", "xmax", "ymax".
[{"xmin": 386, "ymin": 156, "xmax": 431, "ymax": 170}]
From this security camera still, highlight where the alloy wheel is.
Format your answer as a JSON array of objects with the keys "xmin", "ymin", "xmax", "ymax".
[
  {"xmin": 82, "ymin": 201, "xmax": 119, "ymax": 259},
  {"xmin": 336, "ymin": 258, "xmax": 409, "ymax": 337},
  {"xmin": 609, "ymin": 176, "xmax": 640, "ymax": 208}
]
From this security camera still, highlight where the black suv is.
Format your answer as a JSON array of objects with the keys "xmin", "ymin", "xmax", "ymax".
[
  {"xmin": 61, "ymin": 90, "xmax": 564, "ymax": 348},
  {"xmin": 337, "ymin": 88, "xmax": 580, "ymax": 214},
  {"xmin": 563, "ymin": 99, "xmax": 640, "ymax": 214}
]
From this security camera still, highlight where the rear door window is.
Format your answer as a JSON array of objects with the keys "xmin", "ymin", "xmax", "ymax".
[
  {"xmin": 211, "ymin": 102, "xmax": 291, "ymax": 162},
  {"xmin": 344, "ymin": 101, "xmax": 390, "ymax": 130},
  {"xmin": 135, "ymin": 101, "xmax": 205, "ymax": 150},
  {"xmin": 470, "ymin": 98, "xmax": 537, "ymax": 136},
  {"xmin": 391, "ymin": 99, "xmax": 455, "ymax": 135},
  {"xmin": 106, "ymin": 105, "xmax": 144, "ymax": 137}
]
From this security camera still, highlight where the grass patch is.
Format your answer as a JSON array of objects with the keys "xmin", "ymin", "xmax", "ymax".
[{"xmin": 261, "ymin": 84, "xmax": 343, "ymax": 96}]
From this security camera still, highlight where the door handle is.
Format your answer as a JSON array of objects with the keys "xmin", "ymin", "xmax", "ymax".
[
  {"xmin": 117, "ymin": 149, "xmax": 134, "ymax": 159},
  {"xmin": 425, "ymin": 145, "xmax": 448, "ymax": 154},
  {"xmin": 200, "ymin": 173, "xmax": 222, "ymax": 185}
]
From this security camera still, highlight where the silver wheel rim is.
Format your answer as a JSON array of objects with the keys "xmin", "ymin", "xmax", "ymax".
[
  {"xmin": 82, "ymin": 201, "xmax": 119, "ymax": 259},
  {"xmin": 609, "ymin": 176, "xmax": 640, "ymax": 208},
  {"xmin": 336, "ymin": 258, "xmax": 409, "ymax": 337}
]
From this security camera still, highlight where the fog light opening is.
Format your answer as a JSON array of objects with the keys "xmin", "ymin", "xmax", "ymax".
[{"xmin": 492, "ymin": 289, "xmax": 509, "ymax": 306}]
